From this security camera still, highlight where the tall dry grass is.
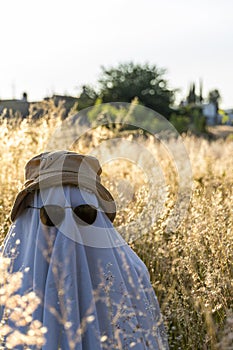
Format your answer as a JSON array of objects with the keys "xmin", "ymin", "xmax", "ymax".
[{"xmin": 0, "ymin": 101, "xmax": 232, "ymax": 349}]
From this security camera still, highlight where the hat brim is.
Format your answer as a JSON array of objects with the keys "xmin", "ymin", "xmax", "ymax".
[{"xmin": 10, "ymin": 174, "xmax": 116, "ymax": 223}]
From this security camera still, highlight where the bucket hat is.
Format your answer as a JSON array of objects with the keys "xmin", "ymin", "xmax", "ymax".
[{"xmin": 10, "ymin": 150, "xmax": 116, "ymax": 222}]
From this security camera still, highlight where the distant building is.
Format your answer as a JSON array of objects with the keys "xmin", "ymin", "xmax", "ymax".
[
  {"xmin": 0, "ymin": 99, "xmax": 29, "ymax": 118},
  {"xmin": 0, "ymin": 92, "xmax": 30, "ymax": 118},
  {"xmin": 0, "ymin": 94, "xmax": 79, "ymax": 119},
  {"xmin": 44, "ymin": 95, "xmax": 79, "ymax": 118},
  {"xmin": 202, "ymin": 102, "xmax": 217, "ymax": 125},
  {"xmin": 202, "ymin": 104, "xmax": 233, "ymax": 125}
]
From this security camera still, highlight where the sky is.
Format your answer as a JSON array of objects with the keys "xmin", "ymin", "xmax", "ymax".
[{"xmin": 0, "ymin": 0, "xmax": 233, "ymax": 108}]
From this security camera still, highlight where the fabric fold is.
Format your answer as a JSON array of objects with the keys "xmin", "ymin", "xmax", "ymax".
[{"xmin": 1, "ymin": 186, "xmax": 169, "ymax": 349}]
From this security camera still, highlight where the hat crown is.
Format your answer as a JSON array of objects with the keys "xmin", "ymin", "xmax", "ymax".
[{"xmin": 25, "ymin": 151, "xmax": 102, "ymax": 184}]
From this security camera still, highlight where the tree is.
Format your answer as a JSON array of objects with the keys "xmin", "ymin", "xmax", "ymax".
[
  {"xmin": 208, "ymin": 89, "xmax": 221, "ymax": 123},
  {"xmin": 77, "ymin": 85, "xmax": 98, "ymax": 110},
  {"xmin": 187, "ymin": 83, "xmax": 197, "ymax": 104},
  {"xmin": 208, "ymin": 89, "xmax": 221, "ymax": 106},
  {"xmin": 97, "ymin": 62, "xmax": 175, "ymax": 118}
]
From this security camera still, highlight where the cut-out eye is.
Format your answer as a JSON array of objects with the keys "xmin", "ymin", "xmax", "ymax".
[
  {"xmin": 72, "ymin": 204, "xmax": 97, "ymax": 225},
  {"xmin": 40, "ymin": 205, "xmax": 65, "ymax": 227}
]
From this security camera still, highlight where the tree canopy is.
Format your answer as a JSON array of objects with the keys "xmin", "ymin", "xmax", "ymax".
[
  {"xmin": 208, "ymin": 89, "xmax": 221, "ymax": 106},
  {"xmin": 97, "ymin": 62, "xmax": 175, "ymax": 118}
]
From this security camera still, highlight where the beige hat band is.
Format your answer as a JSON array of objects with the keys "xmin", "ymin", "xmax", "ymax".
[
  {"xmin": 25, "ymin": 176, "xmax": 102, "ymax": 192},
  {"xmin": 24, "ymin": 171, "xmax": 100, "ymax": 188}
]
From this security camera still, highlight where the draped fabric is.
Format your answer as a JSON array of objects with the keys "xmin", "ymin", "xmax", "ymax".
[{"xmin": 1, "ymin": 186, "xmax": 169, "ymax": 349}]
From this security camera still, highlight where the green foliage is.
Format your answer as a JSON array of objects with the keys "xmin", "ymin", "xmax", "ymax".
[
  {"xmin": 87, "ymin": 99, "xmax": 173, "ymax": 134},
  {"xmin": 87, "ymin": 100, "xmax": 129, "ymax": 132},
  {"xmin": 222, "ymin": 114, "xmax": 229, "ymax": 124},
  {"xmin": 187, "ymin": 82, "xmax": 197, "ymax": 104},
  {"xmin": 97, "ymin": 62, "xmax": 175, "ymax": 118},
  {"xmin": 76, "ymin": 85, "xmax": 98, "ymax": 111},
  {"xmin": 170, "ymin": 105, "xmax": 207, "ymax": 134},
  {"xmin": 208, "ymin": 89, "xmax": 221, "ymax": 104},
  {"xmin": 170, "ymin": 114, "xmax": 190, "ymax": 133},
  {"xmin": 192, "ymin": 109, "xmax": 206, "ymax": 133},
  {"xmin": 226, "ymin": 133, "xmax": 233, "ymax": 142}
]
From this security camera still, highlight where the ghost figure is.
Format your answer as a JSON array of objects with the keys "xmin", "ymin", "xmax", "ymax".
[{"xmin": 0, "ymin": 151, "xmax": 169, "ymax": 350}]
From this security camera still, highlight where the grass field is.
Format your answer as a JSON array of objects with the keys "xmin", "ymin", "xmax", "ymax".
[{"xmin": 0, "ymin": 102, "xmax": 233, "ymax": 349}]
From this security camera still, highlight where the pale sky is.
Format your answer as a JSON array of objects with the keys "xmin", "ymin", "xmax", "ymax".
[{"xmin": 1, "ymin": 0, "xmax": 233, "ymax": 108}]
